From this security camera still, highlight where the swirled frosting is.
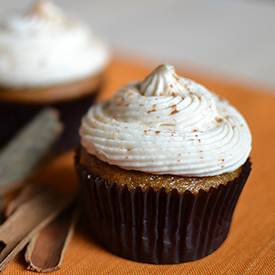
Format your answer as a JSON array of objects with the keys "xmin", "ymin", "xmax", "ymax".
[
  {"xmin": 80, "ymin": 64, "xmax": 252, "ymax": 177},
  {"xmin": 0, "ymin": 1, "xmax": 110, "ymax": 88}
]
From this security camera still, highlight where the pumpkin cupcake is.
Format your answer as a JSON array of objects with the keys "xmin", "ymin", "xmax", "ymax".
[
  {"xmin": 75, "ymin": 64, "xmax": 252, "ymax": 264},
  {"xmin": 0, "ymin": 0, "xmax": 111, "ymax": 148}
]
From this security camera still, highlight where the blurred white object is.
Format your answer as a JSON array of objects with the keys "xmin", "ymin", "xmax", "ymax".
[{"xmin": 0, "ymin": 0, "xmax": 110, "ymax": 88}]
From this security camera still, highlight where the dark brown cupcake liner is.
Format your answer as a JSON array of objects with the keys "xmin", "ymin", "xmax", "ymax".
[
  {"xmin": 0, "ymin": 91, "xmax": 97, "ymax": 149},
  {"xmin": 76, "ymin": 157, "xmax": 251, "ymax": 264}
]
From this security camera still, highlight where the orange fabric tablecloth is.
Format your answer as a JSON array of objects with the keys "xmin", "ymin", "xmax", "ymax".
[{"xmin": 6, "ymin": 58, "xmax": 275, "ymax": 274}]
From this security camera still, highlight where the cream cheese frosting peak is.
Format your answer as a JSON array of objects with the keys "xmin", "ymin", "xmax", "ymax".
[
  {"xmin": 80, "ymin": 64, "xmax": 252, "ymax": 177},
  {"xmin": 0, "ymin": 1, "xmax": 110, "ymax": 88},
  {"xmin": 140, "ymin": 64, "xmax": 194, "ymax": 97},
  {"xmin": 26, "ymin": 0, "xmax": 71, "ymax": 25},
  {"xmin": 26, "ymin": 1, "xmax": 68, "ymax": 25}
]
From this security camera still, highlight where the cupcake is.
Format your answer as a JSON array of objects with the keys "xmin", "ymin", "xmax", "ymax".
[
  {"xmin": 75, "ymin": 64, "xmax": 252, "ymax": 264},
  {"xmin": 0, "ymin": 0, "xmax": 111, "ymax": 148}
]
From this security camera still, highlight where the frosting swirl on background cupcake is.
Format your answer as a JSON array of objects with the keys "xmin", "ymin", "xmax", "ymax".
[
  {"xmin": 80, "ymin": 64, "xmax": 252, "ymax": 177},
  {"xmin": 0, "ymin": 1, "xmax": 110, "ymax": 88}
]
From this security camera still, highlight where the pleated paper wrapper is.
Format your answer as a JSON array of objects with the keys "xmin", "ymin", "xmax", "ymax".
[
  {"xmin": 0, "ymin": 92, "xmax": 97, "ymax": 149},
  {"xmin": 76, "ymin": 157, "xmax": 251, "ymax": 264}
]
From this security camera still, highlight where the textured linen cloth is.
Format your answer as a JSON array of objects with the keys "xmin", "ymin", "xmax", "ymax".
[{"xmin": 5, "ymin": 58, "xmax": 275, "ymax": 274}]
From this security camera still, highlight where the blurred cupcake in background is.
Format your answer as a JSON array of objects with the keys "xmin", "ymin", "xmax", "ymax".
[{"xmin": 0, "ymin": 0, "xmax": 111, "ymax": 148}]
